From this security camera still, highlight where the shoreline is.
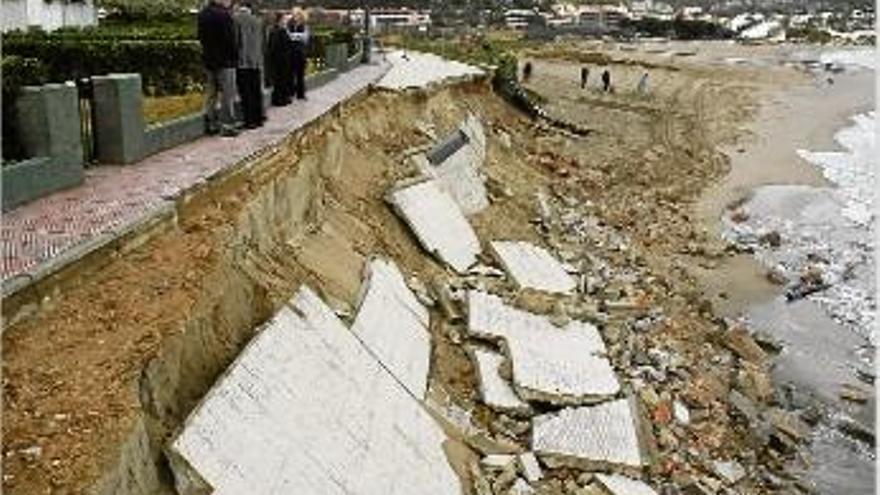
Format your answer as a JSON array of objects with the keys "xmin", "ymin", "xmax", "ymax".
[
  {"xmin": 693, "ymin": 55, "xmax": 876, "ymax": 494},
  {"xmin": 694, "ymin": 67, "xmax": 876, "ymax": 316}
]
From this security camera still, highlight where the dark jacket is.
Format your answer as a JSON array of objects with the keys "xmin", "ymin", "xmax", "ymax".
[{"xmin": 198, "ymin": 2, "xmax": 236, "ymax": 70}]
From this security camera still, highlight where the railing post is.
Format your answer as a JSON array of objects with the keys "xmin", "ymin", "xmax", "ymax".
[
  {"xmin": 2, "ymin": 82, "xmax": 85, "ymax": 211},
  {"xmin": 92, "ymin": 73, "xmax": 145, "ymax": 164},
  {"xmin": 16, "ymin": 82, "xmax": 83, "ymax": 163}
]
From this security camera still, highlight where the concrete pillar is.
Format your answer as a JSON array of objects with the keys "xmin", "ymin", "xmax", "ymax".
[
  {"xmin": 92, "ymin": 73, "xmax": 145, "ymax": 164},
  {"xmin": 16, "ymin": 81, "xmax": 83, "ymax": 162},
  {"xmin": 325, "ymin": 43, "xmax": 348, "ymax": 71},
  {"xmin": 4, "ymin": 81, "xmax": 85, "ymax": 211}
]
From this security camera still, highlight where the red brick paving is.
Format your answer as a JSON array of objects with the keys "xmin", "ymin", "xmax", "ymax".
[{"xmin": 2, "ymin": 62, "xmax": 389, "ymax": 291}]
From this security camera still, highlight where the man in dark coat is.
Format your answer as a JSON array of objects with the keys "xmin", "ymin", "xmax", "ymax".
[
  {"xmin": 198, "ymin": 0, "xmax": 239, "ymax": 136},
  {"xmin": 233, "ymin": 3, "xmax": 265, "ymax": 128},
  {"xmin": 267, "ymin": 13, "xmax": 294, "ymax": 106}
]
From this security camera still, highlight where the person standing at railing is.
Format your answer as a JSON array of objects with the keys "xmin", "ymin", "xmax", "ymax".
[
  {"xmin": 288, "ymin": 9, "xmax": 310, "ymax": 101},
  {"xmin": 268, "ymin": 12, "xmax": 294, "ymax": 106},
  {"xmin": 234, "ymin": 2, "xmax": 265, "ymax": 129},
  {"xmin": 198, "ymin": 0, "xmax": 240, "ymax": 137}
]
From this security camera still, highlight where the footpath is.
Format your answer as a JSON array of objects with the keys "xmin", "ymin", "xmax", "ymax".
[{"xmin": 1, "ymin": 60, "xmax": 390, "ymax": 298}]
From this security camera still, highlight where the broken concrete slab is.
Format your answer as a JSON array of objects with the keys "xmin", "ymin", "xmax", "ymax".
[
  {"xmin": 416, "ymin": 114, "xmax": 489, "ymax": 215},
  {"xmin": 518, "ymin": 452, "xmax": 543, "ymax": 483},
  {"xmin": 468, "ymin": 291, "xmax": 618, "ymax": 404},
  {"xmin": 352, "ymin": 258, "xmax": 431, "ymax": 399},
  {"xmin": 481, "ymin": 454, "xmax": 516, "ymax": 472},
  {"xmin": 490, "ymin": 241, "xmax": 577, "ymax": 294},
  {"xmin": 388, "ymin": 178, "xmax": 481, "ymax": 273},
  {"xmin": 594, "ymin": 473, "xmax": 659, "ymax": 495},
  {"xmin": 377, "ymin": 50, "xmax": 485, "ymax": 91},
  {"xmin": 170, "ymin": 286, "xmax": 459, "ymax": 495},
  {"xmin": 532, "ymin": 398, "xmax": 644, "ymax": 470},
  {"xmin": 469, "ymin": 347, "xmax": 530, "ymax": 414}
]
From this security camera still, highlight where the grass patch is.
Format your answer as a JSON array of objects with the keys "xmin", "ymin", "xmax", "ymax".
[{"xmin": 143, "ymin": 92, "xmax": 203, "ymax": 125}]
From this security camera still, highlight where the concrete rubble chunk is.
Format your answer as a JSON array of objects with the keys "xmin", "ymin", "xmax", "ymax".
[
  {"xmin": 469, "ymin": 347, "xmax": 530, "ymax": 413},
  {"xmin": 673, "ymin": 400, "xmax": 691, "ymax": 425},
  {"xmin": 508, "ymin": 478, "xmax": 536, "ymax": 495},
  {"xmin": 713, "ymin": 460, "xmax": 746, "ymax": 485},
  {"xmin": 518, "ymin": 452, "xmax": 544, "ymax": 482},
  {"xmin": 352, "ymin": 258, "xmax": 431, "ymax": 399},
  {"xmin": 170, "ymin": 286, "xmax": 459, "ymax": 495},
  {"xmin": 468, "ymin": 291, "xmax": 619, "ymax": 404},
  {"xmin": 594, "ymin": 473, "xmax": 659, "ymax": 495},
  {"xmin": 491, "ymin": 241, "xmax": 578, "ymax": 294},
  {"xmin": 481, "ymin": 454, "xmax": 516, "ymax": 472},
  {"xmin": 416, "ymin": 113, "xmax": 489, "ymax": 215},
  {"xmin": 532, "ymin": 399, "xmax": 644, "ymax": 470},
  {"xmin": 388, "ymin": 179, "xmax": 481, "ymax": 273}
]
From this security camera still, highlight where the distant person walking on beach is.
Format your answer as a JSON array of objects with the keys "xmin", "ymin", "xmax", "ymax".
[
  {"xmin": 233, "ymin": 3, "xmax": 265, "ymax": 129},
  {"xmin": 580, "ymin": 66, "xmax": 589, "ymax": 89},
  {"xmin": 637, "ymin": 72, "xmax": 649, "ymax": 94},
  {"xmin": 198, "ymin": 0, "xmax": 239, "ymax": 136},
  {"xmin": 601, "ymin": 69, "xmax": 611, "ymax": 92},
  {"xmin": 523, "ymin": 61, "xmax": 533, "ymax": 82},
  {"xmin": 288, "ymin": 9, "xmax": 310, "ymax": 100},
  {"xmin": 268, "ymin": 13, "xmax": 294, "ymax": 106}
]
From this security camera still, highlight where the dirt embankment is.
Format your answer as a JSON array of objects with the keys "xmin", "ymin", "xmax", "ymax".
[
  {"xmin": 0, "ymin": 80, "xmax": 547, "ymax": 494},
  {"xmin": 3, "ymin": 46, "xmax": 823, "ymax": 495}
]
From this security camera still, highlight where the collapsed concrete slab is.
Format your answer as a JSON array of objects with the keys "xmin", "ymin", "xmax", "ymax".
[
  {"xmin": 468, "ymin": 291, "xmax": 618, "ymax": 404},
  {"xmin": 468, "ymin": 347, "xmax": 530, "ymax": 414},
  {"xmin": 490, "ymin": 241, "xmax": 577, "ymax": 294},
  {"xmin": 352, "ymin": 258, "xmax": 431, "ymax": 399},
  {"xmin": 415, "ymin": 114, "xmax": 489, "ymax": 215},
  {"xmin": 377, "ymin": 50, "xmax": 485, "ymax": 90},
  {"xmin": 170, "ymin": 286, "xmax": 460, "ymax": 495},
  {"xmin": 595, "ymin": 474, "xmax": 658, "ymax": 495},
  {"xmin": 532, "ymin": 398, "xmax": 644, "ymax": 471},
  {"xmin": 388, "ymin": 178, "xmax": 481, "ymax": 273}
]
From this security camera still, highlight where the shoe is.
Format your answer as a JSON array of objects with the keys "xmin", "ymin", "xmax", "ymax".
[{"xmin": 220, "ymin": 127, "xmax": 240, "ymax": 137}]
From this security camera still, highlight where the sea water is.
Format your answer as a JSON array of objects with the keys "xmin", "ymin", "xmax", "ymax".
[
  {"xmin": 725, "ymin": 50, "xmax": 876, "ymax": 342},
  {"xmin": 722, "ymin": 49, "xmax": 876, "ymax": 494}
]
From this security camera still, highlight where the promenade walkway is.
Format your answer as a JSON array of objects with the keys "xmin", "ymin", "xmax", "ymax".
[{"xmin": 1, "ymin": 60, "xmax": 389, "ymax": 296}]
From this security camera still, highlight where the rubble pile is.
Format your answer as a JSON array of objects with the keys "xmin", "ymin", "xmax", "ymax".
[{"xmin": 172, "ymin": 109, "xmax": 828, "ymax": 494}]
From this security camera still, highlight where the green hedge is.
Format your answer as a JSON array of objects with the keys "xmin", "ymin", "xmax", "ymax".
[
  {"xmin": 2, "ymin": 56, "xmax": 48, "ymax": 162},
  {"xmin": 3, "ymin": 35, "xmax": 203, "ymax": 96},
  {"xmin": 3, "ymin": 27, "xmax": 356, "ymax": 96}
]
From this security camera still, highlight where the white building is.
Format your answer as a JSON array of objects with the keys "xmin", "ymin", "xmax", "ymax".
[
  {"xmin": 348, "ymin": 8, "xmax": 431, "ymax": 33},
  {"xmin": 2, "ymin": 0, "xmax": 96, "ymax": 32},
  {"xmin": 504, "ymin": 9, "xmax": 539, "ymax": 30}
]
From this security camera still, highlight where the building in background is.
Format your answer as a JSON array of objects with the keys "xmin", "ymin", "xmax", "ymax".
[
  {"xmin": 2, "ymin": 0, "xmax": 97, "ymax": 32},
  {"xmin": 347, "ymin": 7, "xmax": 431, "ymax": 33}
]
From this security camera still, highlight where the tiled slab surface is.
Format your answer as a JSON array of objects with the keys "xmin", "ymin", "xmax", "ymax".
[
  {"xmin": 387, "ymin": 179, "xmax": 481, "ymax": 273},
  {"xmin": 351, "ymin": 258, "xmax": 431, "ymax": 399},
  {"xmin": 2, "ymin": 62, "xmax": 388, "ymax": 293},
  {"xmin": 171, "ymin": 286, "xmax": 459, "ymax": 494},
  {"xmin": 532, "ymin": 399, "xmax": 643, "ymax": 470},
  {"xmin": 467, "ymin": 290, "xmax": 618, "ymax": 404},
  {"xmin": 490, "ymin": 241, "xmax": 577, "ymax": 294}
]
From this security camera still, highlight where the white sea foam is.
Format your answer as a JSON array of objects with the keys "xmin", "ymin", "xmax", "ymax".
[
  {"xmin": 818, "ymin": 49, "xmax": 876, "ymax": 71},
  {"xmin": 724, "ymin": 111, "xmax": 877, "ymax": 341},
  {"xmin": 798, "ymin": 112, "xmax": 876, "ymax": 227}
]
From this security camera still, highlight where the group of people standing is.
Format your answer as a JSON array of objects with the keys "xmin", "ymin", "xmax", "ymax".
[{"xmin": 198, "ymin": 0, "xmax": 310, "ymax": 137}]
